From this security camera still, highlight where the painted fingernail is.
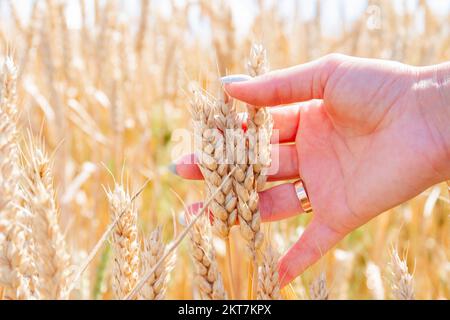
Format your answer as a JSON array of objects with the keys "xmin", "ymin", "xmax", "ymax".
[
  {"xmin": 168, "ymin": 162, "xmax": 178, "ymax": 176},
  {"xmin": 220, "ymin": 74, "xmax": 252, "ymax": 84}
]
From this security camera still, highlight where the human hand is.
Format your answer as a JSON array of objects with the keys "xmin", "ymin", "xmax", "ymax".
[{"xmin": 173, "ymin": 54, "xmax": 450, "ymax": 287}]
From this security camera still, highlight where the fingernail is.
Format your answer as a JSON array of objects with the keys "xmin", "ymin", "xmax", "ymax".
[
  {"xmin": 220, "ymin": 74, "xmax": 252, "ymax": 84},
  {"xmin": 168, "ymin": 162, "xmax": 178, "ymax": 176}
]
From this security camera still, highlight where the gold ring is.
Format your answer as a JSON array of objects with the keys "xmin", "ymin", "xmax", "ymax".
[{"xmin": 294, "ymin": 180, "xmax": 313, "ymax": 213}]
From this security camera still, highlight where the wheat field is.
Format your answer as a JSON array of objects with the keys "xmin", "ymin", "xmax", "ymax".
[{"xmin": 0, "ymin": 0, "xmax": 448, "ymax": 300}]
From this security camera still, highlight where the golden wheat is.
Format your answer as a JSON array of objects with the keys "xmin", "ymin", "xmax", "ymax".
[
  {"xmin": 139, "ymin": 226, "xmax": 175, "ymax": 300},
  {"xmin": 20, "ymin": 139, "xmax": 71, "ymax": 300},
  {"xmin": 257, "ymin": 245, "xmax": 281, "ymax": 300},
  {"xmin": 389, "ymin": 247, "xmax": 415, "ymax": 300},
  {"xmin": 0, "ymin": 57, "xmax": 39, "ymax": 300},
  {"xmin": 0, "ymin": 0, "xmax": 447, "ymax": 301},
  {"xmin": 189, "ymin": 214, "xmax": 227, "ymax": 300},
  {"xmin": 106, "ymin": 184, "xmax": 140, "ymax": 300}
]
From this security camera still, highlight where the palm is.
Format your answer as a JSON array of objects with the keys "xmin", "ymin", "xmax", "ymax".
[{"xmin": 298, "ymin": 60, "xmax": 438, "ymax": 235}]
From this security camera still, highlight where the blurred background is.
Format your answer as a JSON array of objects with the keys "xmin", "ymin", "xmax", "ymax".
[{"xmin": 0, "ymin": 0, "xmax": 448, "ymax": 299}]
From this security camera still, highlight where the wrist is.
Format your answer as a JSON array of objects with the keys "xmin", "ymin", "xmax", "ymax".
[{"xmin": 414, "ymin": 63, "xmax": 450, "ymax": 181}]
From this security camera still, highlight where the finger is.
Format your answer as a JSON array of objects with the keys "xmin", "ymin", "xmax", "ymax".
[
  {"xmin": 269, "ymin": 105, "xmax": 300, "ymax": 143},
  {"xmin": 278, "ymin": 219, "xmax": 345, "ymax": 287},
  {"xmin": 224, "ymin": 54, "xmax": 343, "ymax": 106},
  {"xmin": 259, "ymin": 182, "xmax": 303, "ymax": 222},
  {"xmin": 170, "ymin": 153, "xmax": 203, "ymax": 180},
  {"xmin": 269, "ymin": 100, "xmax": 322, "ymax": 143},
  {"xmin": 172, "ymin": 144, "xmax": 299, "ymax": 182},
  {"xmin": 267, "ymin": 144, "xmax": 299, "ymax": 180}
]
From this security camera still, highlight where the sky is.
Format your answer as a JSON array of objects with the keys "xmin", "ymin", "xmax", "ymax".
[{"xmin": 1, "ymin": 0, "xmax": 449, "ymax": 38}]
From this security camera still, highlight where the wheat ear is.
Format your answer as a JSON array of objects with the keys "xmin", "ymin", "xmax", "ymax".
[
  {"xmin": 257, "ymin": 245, "xmax": 281, "ymax": 300},
  {"xmin": 235, "ymin": 44, "xmax": 272, "ymax": 262},
  {"xmin": 125, "ymin": 169, "xmax": 236, "ymax": 300},
  {"xmin": 139, "ymin": 226, "xmax": 175, "ymax": 300},
  {"xmin": 190, "ymin": 90, "xmax": 238, "ymax": 239},
  {"xmin": 0, "ymin": 57, "xmax": 39, "ymax": 300},
  {"xmin": 310, "ymin": 272, "xmax": 329, "ymax": 300},
  {"xmin": 20, "ymin": 139, "xmax": 71, "ymax": 299},
  {"xmin": 0, "ymin": 223, "xmax": 40, "ymax": 300},
  {"xmin": 106, "ymin": 183, "xmax": 140, "ymax": 299},
  {"xmin": 234, "ymin": 44, "xmax": 272, "ymax": 299},
  {"xmin": 191, "ymin": 89, "xmax": 239, "ymax": 298},
  {"xmin": 388, "ymin": 247, "xmax": 414, "ymax": 300},
  {"xmin": 190, "ymin": 214, "xmax": 227, "ymax": 300},
  {"xmin": 0, "ymin": 56, "xmax": 21, "ymax": 233}
]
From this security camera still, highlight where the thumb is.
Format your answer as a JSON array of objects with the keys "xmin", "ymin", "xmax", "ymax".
[
  {"xmin": 224, "ymin": 54, "xmax": 345, "ymax": 107},
  {"xmin": 278, "ymin": 219, "xmax": 345, "ymax": 288}
]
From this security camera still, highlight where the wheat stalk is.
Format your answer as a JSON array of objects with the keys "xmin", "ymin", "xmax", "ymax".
[
  {"xmin": 189, "ymin": 214, "xmax": 227, "ymax": 300},
  {"xmin": 20, "ymin": 139, "xmax": 71, "ymax": 299},
  {"xmin": 139, "ymin": 226, "xmax": 175, "ymax": 300},
  {"xmin": 309, "ymin": 272, "xmax": 329, "ymax": 300},
  {"xmin": 257, "ymin": 245, "xmax": 281, "ymax": 300},
  {"xmin": 389, "ymin": 247, "xmax": 414, "ymax": 300},
  {"xmin": 135, "ymin": 0, "xmax": 150, "ymax": 56},
  {"xmin": 106, "ymin": 183, "xmax": 140, "ymax": 299}
]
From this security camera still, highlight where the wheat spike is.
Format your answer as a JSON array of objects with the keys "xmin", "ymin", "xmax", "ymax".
[
  {"xmin": 309, "ymin": 272, "xmax": 329, "ymax": 300},
  {"xmin": 189, "ymin": 214, "xmax": 227, "ymax": 300},
  {"xmin": 0, "ymin": 57, "xmax": 20, "ymax": 232},
  {"xmin": 257, "ymin": 245, "xmax": 281, "ymax": 300},
  {"xmin": 190, "ymin": 90, "xmax": 238, "ymax": 239},
  {"xmin": 389, "ymin": 247, "xmax": 414, "ymax": 300},
  {"xmin": 106, "ymin": 183, "xmax": 140, "ymax": 299},
  {"xmin": 0, "ymin": 223, "xmax": 40, "ymax": 300},
  {"xmin": 0, "ymin": 57, "xmax": 39, "ymax": 300},
  {"xmin": 246, "ymin": 43, "xmax": 269, "ymax": 77},
  {"xmin": 235, "ymin": 43, "xmax": 273, "ymax": 260},
  {"xmin": 20, "ymin": 140, "xmax": 71, "ymax": 299},
  {"xmin": 139, "ymin": 226, "xmax": 175, "ymax": 300}
]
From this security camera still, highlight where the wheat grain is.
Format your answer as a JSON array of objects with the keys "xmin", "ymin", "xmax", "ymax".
[
  {"xmin": 139, "ymin": 226, "xmax": 175, "ymax": 300},
  {"xmin": 389, "ymin": 247, "xmax": 414, "ymax": 300},
  {"xmin": 189, "ymin": 214, "xmax": 227, "ymax": 300},
  {"xmin": 106, "ymin": 183, "xmax": 140, "ymax": 299},
  {"xmin": 257, "ymin": 245, "xmax": 281, "ymax": 300},
  {"xmin": 20, "ymin": 139, "xmax": 71, "ymax": 299}
]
